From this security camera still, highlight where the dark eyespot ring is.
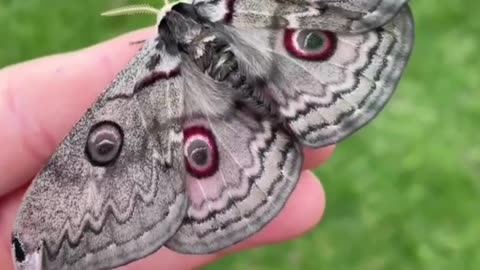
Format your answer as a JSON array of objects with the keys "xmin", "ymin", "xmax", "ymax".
[
  {"xmin": 12, "ymin": 235, "xmax": 26, "ymax": 263},
  {"xmin": 184, "ymin": 126, "xmax": 219, "ymax": 178},
  {"xmin": 85, "ymin": 121, "xmax": 124, "ymax": 166},
  {"xmin": 284, "ymin": 29, "xmax": 337, "ymax": 61}
]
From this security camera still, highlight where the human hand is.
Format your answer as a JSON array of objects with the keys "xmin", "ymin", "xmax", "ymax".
[{"xmin": 0, "ymin": 28, "xmax": 335, "ymax": 270}]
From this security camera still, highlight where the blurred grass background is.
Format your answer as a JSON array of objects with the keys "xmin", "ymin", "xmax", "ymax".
[{"xmin": 1, "ymin": 0, "xmax": 479, "ymax": 269}]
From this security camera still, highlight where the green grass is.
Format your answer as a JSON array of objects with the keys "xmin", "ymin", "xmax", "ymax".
[{"xmin": 2, "ymin": 0, "xmax": 479, "ymax": 269}]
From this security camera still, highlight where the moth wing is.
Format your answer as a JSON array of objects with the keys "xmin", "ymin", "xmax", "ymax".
[
  {"xmin": 193, "ymin": 0, "xmax": 409, "ymax": 33},
  {"xmin": 164, "ymin": 64, "xmax": 303, "ymax": 253},
  {"xmin": 222, "ymin": 6, "xmax": 414, "ymax": 148},
  {"xmin": 13, "ymin": 39, "xmax": 188, "ymax": 270}
]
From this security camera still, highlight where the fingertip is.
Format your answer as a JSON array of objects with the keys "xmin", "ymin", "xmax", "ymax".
[
  {"xmin": 120, "ymin": 248, "xmax": 217, "ymax": 270},
  {"xmin": 3, "ymin": 27, "xmax": 157, "ymax": 74},
  {"xmin": 77, "ymin": 27, "xmax": 156, "ymax": 77},
  {"xmin": 303, "ymin": 145, "xmax": 336, "ymax": 170},
  {"xmin": 265, "ymin": 170, "xmax": 326, "ymax": 238}
]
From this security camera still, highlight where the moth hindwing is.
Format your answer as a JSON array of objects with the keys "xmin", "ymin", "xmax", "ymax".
[{"xmin": 12, "ymin": 1, "xmax": 414, "ymax": 269}]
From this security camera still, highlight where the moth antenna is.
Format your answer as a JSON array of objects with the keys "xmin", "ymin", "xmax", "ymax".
[
  {"xmin": 101, "ymin": 1, "xmax": 191, "ymax": 24},
  {"xmin": 101, "ymin": 4, "xmax": 160, "ymax": 17}
]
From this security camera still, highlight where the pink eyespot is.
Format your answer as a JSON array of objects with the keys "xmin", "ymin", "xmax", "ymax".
[
  {"xmin": 184, "ymin": 126, "xmax": 219, "ymax": 178},
  {"xmin": 284, "ymin": 29, "xmax": 337, "ymax": 61}
]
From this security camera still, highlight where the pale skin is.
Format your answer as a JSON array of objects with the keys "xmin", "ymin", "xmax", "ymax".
[{"xmin": 0, "ymin": 28, "xmax": 335, "ymax": 270}]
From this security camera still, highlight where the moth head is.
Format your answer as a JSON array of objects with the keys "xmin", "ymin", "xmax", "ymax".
[
  {"xmin": 160, "ymin": 4, "xmax": 204, "ymax": 45},
  {"xmin": 11, "ymin": 234, "xmax": 42, "ymax": 270}
]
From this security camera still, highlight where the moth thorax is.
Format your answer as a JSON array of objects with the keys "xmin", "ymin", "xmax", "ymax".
[{"xmin": 191, "ymin": 37, "xmax": 244, "ymax": 87}]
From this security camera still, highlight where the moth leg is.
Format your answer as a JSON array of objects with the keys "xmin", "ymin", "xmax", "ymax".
[{"xmin": 129, "ymin": 39, "xmax": 147, "ymax": 46}]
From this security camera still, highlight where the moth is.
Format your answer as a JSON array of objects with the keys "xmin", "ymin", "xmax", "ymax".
[{"xmin": 12, "ymin": 0, "xmax": 414, "ymax": 269}]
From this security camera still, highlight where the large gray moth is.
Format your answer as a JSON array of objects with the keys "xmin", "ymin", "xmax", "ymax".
[{"xmin": 12, "ymin": 0, "xmax": 415, "ymax": 269}]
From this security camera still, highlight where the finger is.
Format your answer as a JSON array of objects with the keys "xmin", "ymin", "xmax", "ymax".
[
  {"xmin": 303, "ymin": 145, "xmax": 336, "ymax": 170},
  {"xmin": 0, "ymin": 27, "xmax": 335, "ymax": 198},
  {"xmin": 0, "ymin": 185, "xmax": 26, "ymax": 270},
  {"xmin": 0, "ymin": 171, "xmax": 325, "ymax": 270}
]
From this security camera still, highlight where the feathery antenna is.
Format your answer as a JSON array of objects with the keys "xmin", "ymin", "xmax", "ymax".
[
  {"xmin": 100, "ymin": 0, "xmax": 188, "ymax": 23},
  {"xmin": 101, "ymin": 4, "xmax": 160, "ymax": 17}
]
